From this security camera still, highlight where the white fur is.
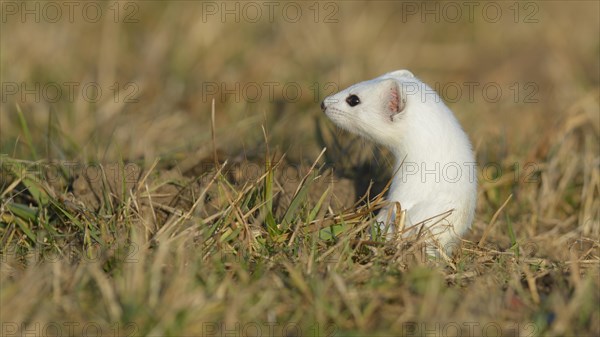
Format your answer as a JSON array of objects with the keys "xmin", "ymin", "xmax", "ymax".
[{"xmin": 322, "ymin": 70, "xmax": 477, "ymax": 255}]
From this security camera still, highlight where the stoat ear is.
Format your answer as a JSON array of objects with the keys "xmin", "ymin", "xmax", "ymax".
[
  {"xmin": 387, "ymin": 69, "xmax": 415, "ymax": 79},
  {"xmin": 387, "ymin": 80, "xmax": 406, "ymax": 119}
]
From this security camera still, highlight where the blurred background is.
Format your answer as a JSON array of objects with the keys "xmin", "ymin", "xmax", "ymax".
[{"xmin": 2, "ymin": 1, "xmax": 597, "ymax": 161}]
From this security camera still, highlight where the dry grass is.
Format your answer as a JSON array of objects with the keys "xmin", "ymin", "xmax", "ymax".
[{"xmin": 1, "ymin": 1, "xmax": 599, "ymax": 336}]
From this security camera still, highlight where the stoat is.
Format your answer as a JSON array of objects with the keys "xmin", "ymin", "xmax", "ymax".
[{"xmin": 321, "ymin": 70, "xmax": 477, "ymax": 255}]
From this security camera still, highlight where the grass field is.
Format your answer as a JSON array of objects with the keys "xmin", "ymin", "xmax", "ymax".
[{"xmin": 1, "ymin": 1, "xmax": 599, "ymax": 336}]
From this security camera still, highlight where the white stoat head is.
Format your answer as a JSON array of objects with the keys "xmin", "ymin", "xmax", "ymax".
[{"xmin": 321, "ymin": 70, "xmax": 457, "ymax": 151}]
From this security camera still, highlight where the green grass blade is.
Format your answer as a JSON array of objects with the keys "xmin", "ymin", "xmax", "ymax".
[
  {"xmin": 281, "ymin": 171, "xmax": 318, "ymax": 231},
  {"xmin": 507, "ymin": 214, "xmax": 519, "ymax": 258},
  {"xmin": 4, "ymin": 160, "xmax": 50, "ymax": 206},
  {"xmin": 16, "ymin": 104, "xmax": 38, "ymax": 160},
  {"xmin": 263, "ymin": 158, "xmax": 279, "ymax": 236},
  {"xmin": 308, "ymin": 186, "xmax": 330, "ymax": 223},
  {"xmin": 6, "ymin": 202, "xmax": 38, "ymax": 223}
]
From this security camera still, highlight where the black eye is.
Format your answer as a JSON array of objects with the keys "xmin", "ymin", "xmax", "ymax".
[{"xmin": 346, "ymin": 94, "xmax": 361, "ymax": 107}]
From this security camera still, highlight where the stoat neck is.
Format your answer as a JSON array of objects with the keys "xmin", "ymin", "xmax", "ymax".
[{"xmin": 389, "ymin": 115, "xmax": 474, "ymax": 190}]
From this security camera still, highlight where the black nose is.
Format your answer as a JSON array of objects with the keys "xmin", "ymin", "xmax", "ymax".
[{"xmin": 320, "ymin": 101, "xmax": 326, "ymax": 111}]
